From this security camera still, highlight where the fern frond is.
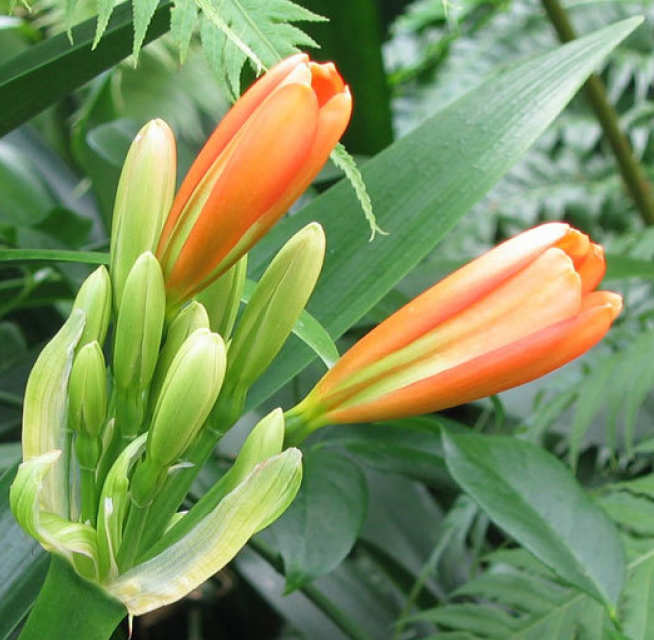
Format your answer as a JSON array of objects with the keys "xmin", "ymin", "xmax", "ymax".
[{"xmin": 197, "ymin": 0, "xmax": 325, "ymax": 98}]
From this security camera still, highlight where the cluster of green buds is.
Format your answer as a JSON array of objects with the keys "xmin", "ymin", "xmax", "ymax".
[{"xmin": 9, "ymin": 113, "xmax": 329, "ymax": 618}]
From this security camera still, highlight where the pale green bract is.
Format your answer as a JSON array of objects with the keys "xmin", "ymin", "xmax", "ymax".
[
  {"xmin": 21, "ymin": 308, "xmax": 86, "ymax": 518},
  {"xmin": 104, "ymin": 448, "xmax": 302, "ymax": 615},
  {"xmin": 11, "ymin": 443, "xmax": 302, "ymax": 616},
  {"xmin": 10, "ymin": 451, "xmax": 100, "ymax": 581}
]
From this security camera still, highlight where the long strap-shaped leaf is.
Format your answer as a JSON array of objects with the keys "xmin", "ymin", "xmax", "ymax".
[
  {"xmin": 0, "ymin": 0, "xmax": 172, "ymax": 137},
  {"xmin": 246, "ymin": 16, "xmax": 643, "ymax": 410}
]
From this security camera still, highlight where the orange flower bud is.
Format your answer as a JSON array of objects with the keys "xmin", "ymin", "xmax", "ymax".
[
  {"xmin": 157, "ymin": 54, "xmax": 352, "ymax": 306},
  {"xmin": 285, "ymin": 224, "xmax": 622, "ymax": 442}
]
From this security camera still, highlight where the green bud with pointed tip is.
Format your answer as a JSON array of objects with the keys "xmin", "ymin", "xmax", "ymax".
[
  {"xmin": 110, "ymin": 119, "xmax": 176, "ymax": 309},
  {"xmin": 72, "ymin": 266, "xmax": 111, "ymax": 348},
  {"xmin": 148, "ymin": 328, "xmax": 226, "ymax": 468},
  {"xmin": 195, "ymin": 255, "xmax": 247, "ymax": 339},
  {"xmin": 69, "ymin": 341, "xmax": 107, "ymax": 439},
  {"xmin": 227, "ymin": 222, "xmax": 325, "ymax": 391},
  {"xmin": 113, "ymin": 252, "xmax": 166, "ymax": 391},
  {"xmin": 149, "ymin": 301, "xmax": 210, "ymax": 409}
]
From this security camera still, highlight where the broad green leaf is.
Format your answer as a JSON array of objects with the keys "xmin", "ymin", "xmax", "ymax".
[
  {"xmin": 0, "ymin": 462, "xmax": 47, "ymax": 640},
  {"xmin": 0, "ymin": 249, "xmax": 109, "ymax": 264},
  {"xmin": 605, "ymin": 254, "xmax": 654, "ymax": 280},
  {"xmin": 442, "ymin": 433, "xmax": 626, "ymax": 609},
  {"xmin": 243, "ymin": 279, "xmax": 339, "ymax": 369},
  {"xmin": 318, "ymin": 416, "xmax": 461, "ymax": 487},
  {"xmin": 268, "ymin": 448, "xmax": 367, "ymax": 592},
  {"xmin": 0, "ymin": 142, "xmax": 54, "ymax": 227},
  {"xmin": 0, "ymin": 0, "xmax": 173, "ymax": 137},
  {"xmin": 246, "ymin": 17, "xmax": 644, "ymax": 411}
]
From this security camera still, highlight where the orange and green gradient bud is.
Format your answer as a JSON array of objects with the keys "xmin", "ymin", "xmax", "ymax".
[
  {"xmin": 156, "ymin": 54, "xmax": 352, "ymax": 307},
  {"xmin": 285, "ymin": 224, "xmax": 622, "ymax": 444}
]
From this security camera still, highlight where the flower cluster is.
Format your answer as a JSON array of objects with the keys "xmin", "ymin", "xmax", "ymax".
[{"xmin": 11, "ymin": 53, "xmax": 622, "ymax": 627}]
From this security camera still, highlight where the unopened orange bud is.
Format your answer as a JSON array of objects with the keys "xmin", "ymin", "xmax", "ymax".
[
  {"xmin": 285, "ymin": 224, "xmax": 623, "ymax": 444},
  {"xmin": 156, "ymin": 54, "xmax": 352, "ymax": 307}
]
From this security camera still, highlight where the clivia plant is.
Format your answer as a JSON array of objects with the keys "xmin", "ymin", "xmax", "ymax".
[
  {"xmin": 3, "ymin": 1, "xmax": 654, "ymax": 638},
  {"xmin": 9, "ymin": 52, "xmax": 623, "ymax": 638}
]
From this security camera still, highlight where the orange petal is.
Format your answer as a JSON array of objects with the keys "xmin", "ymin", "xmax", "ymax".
[
  {"xmin": 310, "ymin": 61, "xmax": 346, "ymax": 107},
  {"xmin": 317, "ymin": 223, "xmax": 571, "ymax": 395},
  {"xmin": 158, "ymin": 54, "xmax": 309, "ymax": 251},
  {"xmin": 163, "ymin": 83, "xmax": 319, "ymax": 303},
  {"xmin": 555, "ymin": 228, "xmax": 590, "ymax": 267},
  {"xmin": 327, "ymin": 291, "xmax": 621, "ymax": 424},
  {"xmin": 577, "ymin": 243, "xmax": 606, "ymax": 293},
  {"xmin": 321, "ymin": 247, "xmax": 582, "ymax": 410}
]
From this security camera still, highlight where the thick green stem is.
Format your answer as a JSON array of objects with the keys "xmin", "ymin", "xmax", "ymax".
[
  {"xmin": 80, "ymin": 466, "xmax": 98, "ymax": 524},
  {"xmin": 19, "ymin": 555, "xmax": 126, "ymax": 640},
  {"xmin": 541, "ymin": 0, "xmax": 654, "ymax": 225}
]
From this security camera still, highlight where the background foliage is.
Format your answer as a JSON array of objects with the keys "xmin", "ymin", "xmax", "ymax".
[{"xmin": 2, "ymin": 0, "xmax": 654, "ymax": 639}]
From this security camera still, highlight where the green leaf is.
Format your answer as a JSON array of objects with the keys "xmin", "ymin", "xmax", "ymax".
[
  {"xmin": 0, "ymin": 462, "xmax": 48, "ymax": 640},
  {"xmin": 0, "ymin": 249, "xmax": 109, "ymax": 264},
  {"xmin": 132, "ymin": 0, "xmax": 162, "ymax": 61},
  {"xmin": 245, "ymin": 17, "xmax": 643, "ymax": 411},
  {"xmin": 242, "ymin": 278, "xmax": 339, "ymax": 369},
  {"xmin": 442, "ymin": 433, "xmax": 626, "ymax": 609},
  {"xmin": 329, "ymin": 144, "xmax": 382, "ymax": 240},
  {"xmin": 0, "ymin": 0, "xmax": 173, "ymax": 137},
  {"xmin": 170, "ymin": 0, "xmax": 198, "ymax": 63},
  {"xmin": 197, "ymin": 0, "xmax": 325, "ymax": 97},
  {"xmin": 106, "ymin": 449, "xmax": 302, "ymax": 615},
  {"xmin": 605, "ymin": 254, "xmax": 654, "ymax": 280},
  {"xmin": 268, "ymin": 448, "xmax": 367, "ymax": 592},
  {"xmin": 320, "ymin": 418, "xmax": 453, "ymax": 487}
]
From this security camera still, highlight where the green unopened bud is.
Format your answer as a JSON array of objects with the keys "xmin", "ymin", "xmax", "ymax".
[
  {"xmin": 148, "ymin": 329, "xmax": 226, "ymax": 468},
  {"xmin": 72, "ymin": 266, "xmax": 112, "ymax": 348},
  {"xmin": 144, "ymin": 409, "xmax": 285, "ymax": 554},
  {"xmin": 113, "ymin": 252, "xmax": 166, "ymax": 391},
  {"xmin": 149, "ymin": 301, "xmax": 210, "ymax": 408},
  {"xmin": 195, "ymin": 255, "xmax": 247, "ymax": 339},
  {"xmin": 228, "ymin": 223, "xmax": 325, "ymax": 390},
  {"xmin": 69, "ymin": 341, "xmax": 107, "ymax": 439},
  {"xmin": 110, "ymin": 119, "xmax": 176, "ymax": 309}
]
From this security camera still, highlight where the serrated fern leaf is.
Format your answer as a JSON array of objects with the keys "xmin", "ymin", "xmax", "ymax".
[
  {"xmin": 330, "ymin": 143, "xmax": 384, "ymax": 241},
  {"xmin": 407, "ymin": 550, "xmax": 607, "ymax": 639},
  {"xmin": 197, "ymin": 0, "xmax": 325, "ymax": 97},
  {"xmin": 93, "ymin": 0, "xmax": 119, "ymax": 48},
  {"xmin": 597, "ymin": 480, "xmax": 654, "ymax": 639},
  {"xmin": 132, "ymin": 0, "xmax": 160, "ymax": 62},
  {"xmin": 170, "ymin": 0, "xmax": 198, "ymax": 63}
]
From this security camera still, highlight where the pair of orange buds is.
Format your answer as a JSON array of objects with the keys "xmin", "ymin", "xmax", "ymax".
[{"xmin": 120, "ymin": 54, "xmax": 622, "ymax": 439}]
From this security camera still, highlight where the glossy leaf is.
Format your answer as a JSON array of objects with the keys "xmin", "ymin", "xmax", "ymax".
[
  {"xmin": 268, "ymin": 448, "xmax": 367, "ymax": 592},
  {"xmin": 442, "ymin": 433, "xmax": 626, "ymax": 609}
]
